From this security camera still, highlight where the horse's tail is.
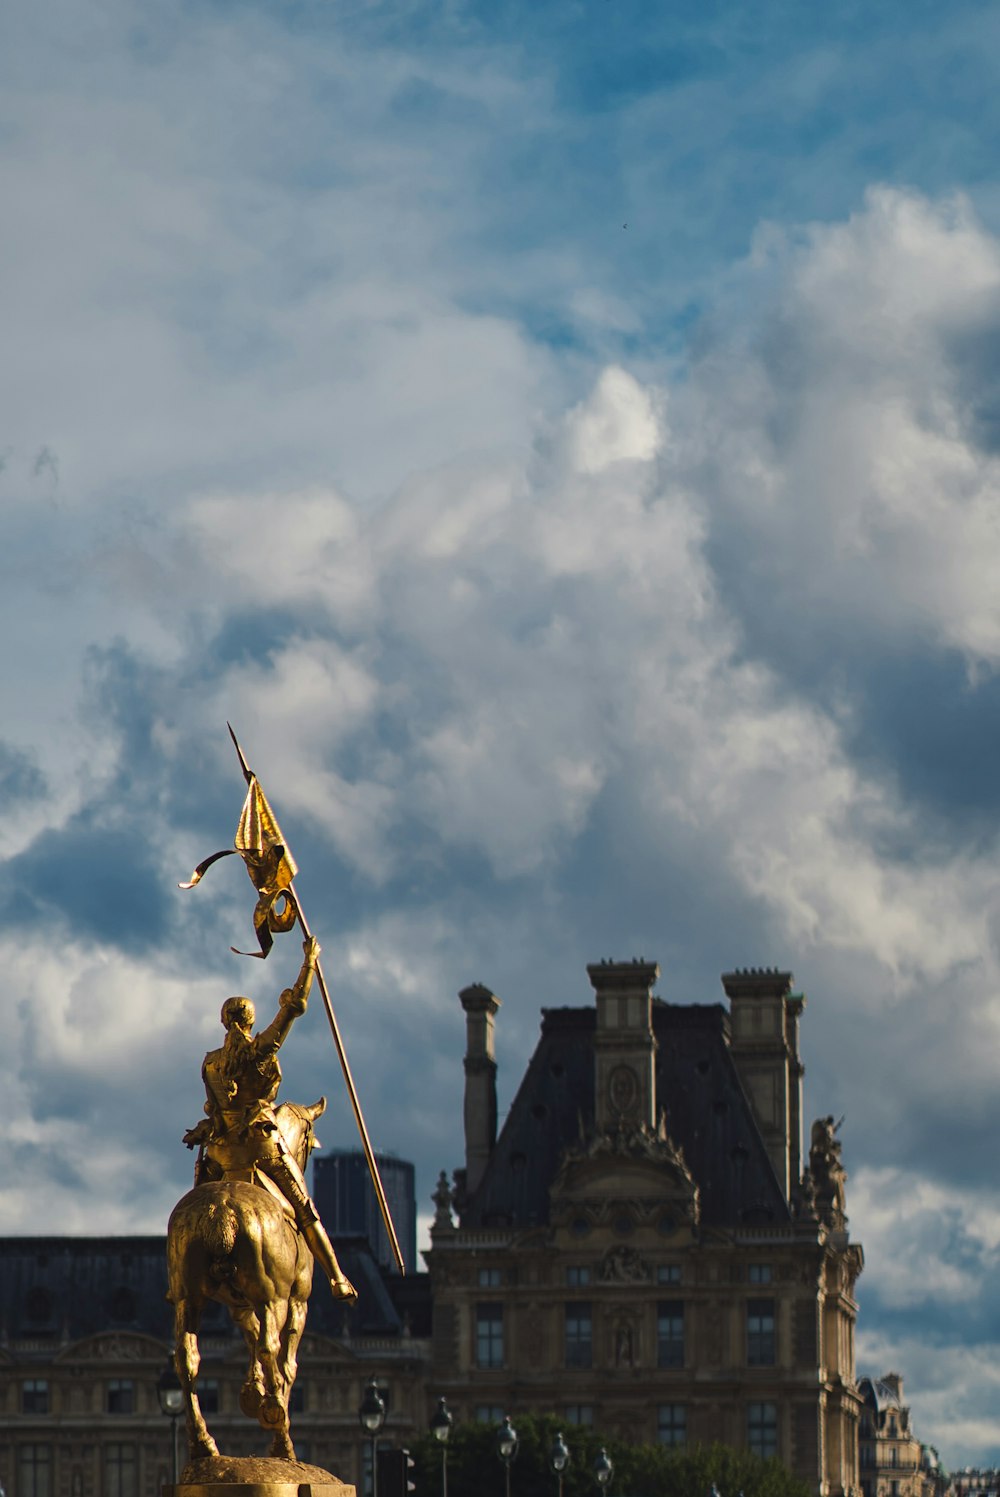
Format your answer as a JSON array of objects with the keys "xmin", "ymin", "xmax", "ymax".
[{"xmin": 203, "ymin": 1200, "xmax": 239, "ymax": 1259}]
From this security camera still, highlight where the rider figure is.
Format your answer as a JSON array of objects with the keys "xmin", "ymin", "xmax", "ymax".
[{"xmin": 184, "ymin": 935, "xmax": 357, "ymax": 1303}]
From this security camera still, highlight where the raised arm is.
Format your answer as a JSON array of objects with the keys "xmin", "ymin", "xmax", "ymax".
[{"xmin": 256, "ymin": 936, "xmax": 321, "ymax": 1055}]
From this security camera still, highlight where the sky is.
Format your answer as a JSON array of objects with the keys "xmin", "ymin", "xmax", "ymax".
[{"xmin": 3, "ymin": 0, "xmax": 1000, "ymax": 1468}]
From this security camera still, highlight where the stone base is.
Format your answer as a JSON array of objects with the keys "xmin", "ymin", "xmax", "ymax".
[{"xmin": 164, "ymin": 1452, "xmax": 355, "ymax": 1497}]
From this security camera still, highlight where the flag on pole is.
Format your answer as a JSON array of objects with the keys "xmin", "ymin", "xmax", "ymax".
[{"xmin": 179, "ymin": 772, "xmax": 300, "ymax": 958}]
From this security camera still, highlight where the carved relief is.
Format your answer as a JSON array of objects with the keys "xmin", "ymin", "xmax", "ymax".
[
  {"xmin": 599, "ymin": 1246, "xmax": 650, "ymax": 1283},
  {"xmin": 65, "ymin": 1333, "xmax": 159, "ymax": 1362},
  {"xmin": 608, "ymin": 1065, "xmax": 639, "ymax": 1118},
  {"xmin": 613, "ymin": 1317, "xmax": 636, "ymax": 1368}
]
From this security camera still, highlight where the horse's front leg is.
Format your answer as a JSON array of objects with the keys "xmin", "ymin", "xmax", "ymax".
[
  {"xmin": 174, "ymin": 1299, "xmax": 219, "ymax": 1461},
  {"xmin": 256, "ymin": 1298, "xmax": 295, "ymax": 1461}
]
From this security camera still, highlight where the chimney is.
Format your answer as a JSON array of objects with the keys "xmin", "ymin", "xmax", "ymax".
[
  {"xmin": 459, "ymin": 983, "xmax": 500, "ymax": 1195},
  {"xmin": 722, "ymin": 968, "xmax": 805, "ymax": 1198},
  {"xmin": 586, "ymin": 958, "xmax": 659, "ymax": 1133}
]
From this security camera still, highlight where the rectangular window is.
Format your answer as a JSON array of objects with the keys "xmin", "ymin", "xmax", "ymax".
[
  {"xmin": 18, "ymin": 1444, "xmax": 52, "ymax": 1497},
  {"xmin": 657, "ymin": 1264, "xmax": 682, "ymax": 1285},
  {"xmin": 107, "ymin": 1378, "xmax": 135, "ymax": 1414},
  {"xmin": 657, "ymin": 1301, "xmax": 684, "ymax": 1368},
  {"xmin": 747, "ymin": 1299, "xmax": 776, "ymax": 1366},
  {"xmin": 565, "ymin": 1406, "xmax": 594, "ymax": 1427},
  {"xmin": 476, "ymin": 1406, "xmax": 505, "ymax": 1424},
  {"xmin": 476, "ymin": 1304, "xmax": 504, "ymax": 1368},
  {"xmin": 104, "ymin": 1442, "xmax": 138, "ymax": 1497},
  {"xmin": 748, "ymin": 1403, "xmax": 778, "ymax": 1459},
  {"xmin": 198, "ymin": 1379, "xmax": 220, "ymax": 1416},
  {"xmin": 565, "ymin": 1302, "xmax": 592, "ymax": 1369},
  {"xmin": 478, "ymin": 1268, "xmax": 501, "ymax": 1288},
  {"xmin": 566, "ymin": 1266, "xmax": 591, "ymax": 1287},
  {"xmin": 658, "ymin": 1404, "xmax": 686, "ymax": 1446},
  {"xmin": 748, "ymin": 1264, "xmax": 772, "ymax": 1284},
  {"xmin": 22, "ymin": 1379, "xmax": 50, "ymax": 1415}
]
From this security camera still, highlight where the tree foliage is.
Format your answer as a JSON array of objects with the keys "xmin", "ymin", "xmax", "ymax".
[{"xmin": 410, "ymin": 1412, "xmax": 811, "ymax": 1497}]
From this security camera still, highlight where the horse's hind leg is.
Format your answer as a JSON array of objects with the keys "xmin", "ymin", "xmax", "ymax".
[
  {"xmin": 230, "ymin": 1304, "xmax": 266, "ymax": 1420},
  {"xmin": 175, "ymin": 1299, "xmax": 219, "ymax": 1461},
  {"xmin": 279, "ymin": 1292, "xmax": 307, "ymax": 1400},
  {"xmin": 256, "ymin": 1299, "xmax": 295, "ymax": 1461}
]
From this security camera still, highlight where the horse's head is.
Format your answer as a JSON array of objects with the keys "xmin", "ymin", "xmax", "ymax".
[{"xmin": 274, "ymin": 1097, "xmax": 327, "ymax": 1173}]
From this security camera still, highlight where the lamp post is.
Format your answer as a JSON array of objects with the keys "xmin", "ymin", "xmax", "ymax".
[
  {"xmin": 157, "ymin": 1359, "xmax": 184, "ymax": 1486},
  {"xmin": 549, "ymin": 1432, "xmax": 571, "ymax": 1497},
  {"xmin": 497, "ymin": 1415, "xmax": 519, "ymax": 1497},
  {"xmin": 359, "ymin": 1378, "xmax": 387, "ymax": 1497},
  {"xmin": 593, "ymin": 1448, "xmax": 614, "ymax": 1496},
  {"xmin": 430, "ymin": 1397, "xmax": 454, "ymax": 1497}
]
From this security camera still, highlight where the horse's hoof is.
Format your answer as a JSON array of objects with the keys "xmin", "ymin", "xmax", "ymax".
[
  {"xmin": 193, "ymin": 1438, "xmax": 219, "ymax": 1459},
  {"xmin": 330, "ymin": 1275, "xmax": 358, "ymax": 1304},
  {"xmin": 240, "ymin": 1383, "xmax": 264, "ymax": 1419},
  {"xmin": 270, "ymin": 1436, "xmax": 296, "ymax": 1460},
  {"xmin": 260, "ymin": 1394, "xmax": 286, "ymax": 1429}
]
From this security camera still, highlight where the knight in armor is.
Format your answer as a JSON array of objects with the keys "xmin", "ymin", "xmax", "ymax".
[{"xmin": 183, "ymin": 935, "xmax": 357, "ymax": 1303}]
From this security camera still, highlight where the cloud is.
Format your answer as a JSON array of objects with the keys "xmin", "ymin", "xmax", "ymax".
[{"xmin": 684, "ymin": 187, "xmax": 1000, "ymax": 666}]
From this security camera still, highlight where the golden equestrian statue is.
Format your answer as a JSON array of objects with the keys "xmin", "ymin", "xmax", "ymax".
[{"xmin": 164, "ymin": 729, "xmax": 403, "ymax": 1492}]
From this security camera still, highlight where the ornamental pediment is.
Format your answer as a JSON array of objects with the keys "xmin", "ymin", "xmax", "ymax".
[
  {"xmin": 297, "ymin": 1332, "xmax": 358, "ymax": 1363},
  {"xmin": 551, "ymin": 1120, "xmax": 700, "ymax": 1222},
  {"xmin": 58, "ymin": 1331, "xmax": 167, "ymax": 1364}
]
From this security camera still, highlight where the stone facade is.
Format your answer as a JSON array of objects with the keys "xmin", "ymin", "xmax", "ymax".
[
  {"xmin": 426, "ymin": 961, "xmax": 864, "ymax": 1497},
  {"xmin": 0, "ymin": 1236, "xmax": 431, "ymax": 1497},
  {"xmin": 858, "ymin": 1374, "xmax": 943, "ymax": 1497}
]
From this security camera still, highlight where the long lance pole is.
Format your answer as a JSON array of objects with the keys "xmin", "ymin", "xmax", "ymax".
[
  {"xmin": 228, "ymin": 726, "xmax": 406, "ymax": 1277},
  {"xmin": 294, "ymin": 891, "xmax": 405, "ymax": 1277}
]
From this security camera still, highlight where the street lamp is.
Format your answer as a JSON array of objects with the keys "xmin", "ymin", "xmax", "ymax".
[
  {"xmin": 497, "ymin": 1415, "xmax": 519, "ymax": 1497},
  {"xmin": 359, "ymin": 1378, "xmax": 387, "ymax": 1497},
  {"xmin": 593, "ymin": 1448, "xmax": 614, "ymax": 1495},
  {"xmin": 549, "ymin": 1431, "xmax": 571, "ymax": 1497},
  {"xmin": 157, "ymin": 1358, "xmax": 184, "ymax": 1485},
  {"xmin": 430, "ymin": 1397, "xmax": 454, "ymax": 1497}
]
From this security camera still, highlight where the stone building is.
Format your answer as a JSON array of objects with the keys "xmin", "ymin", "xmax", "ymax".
[
  {"xmin": 858, "ymin": 1375, "xmax": 942, "ymax": 1497},
  {"xmin": 0, "ymin": 1235, "xmax": 431, "ymax": 1497},
  {"xmin": 0, "ymin": 956, "xmax": 864, "ymax": 1497},
  {"xmin": 426, "ymin": 960, "xmax": 864, "ymax": 1496}
]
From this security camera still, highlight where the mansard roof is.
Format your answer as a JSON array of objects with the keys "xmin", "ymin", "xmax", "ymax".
[
  {"xmin": 859, "ymin": 1376, "xmax": 906, "ymax": 1413},
  {"xmin": 0, "ymin": 1234, "xmax": 428, "ymax": 1350},
  {"xmin": 460, "ymin": 998, "xmax": 789, "ymax": 1231}
]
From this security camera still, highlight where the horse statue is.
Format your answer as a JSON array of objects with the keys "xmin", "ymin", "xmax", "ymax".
[{"xmin": 166, "ymin": 1096, "xmax": 328, "ymax": 1462}]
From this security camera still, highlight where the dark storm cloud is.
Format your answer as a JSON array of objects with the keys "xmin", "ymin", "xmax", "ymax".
[{"xmin": 0, "ymin": 822, "xmax": 168, "ymax": 953}]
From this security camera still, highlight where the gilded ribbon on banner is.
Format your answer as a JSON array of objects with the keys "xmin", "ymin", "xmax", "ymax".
[{"xmin": 179, "ymin": 765, "xmax": 300, "ymax": 959}]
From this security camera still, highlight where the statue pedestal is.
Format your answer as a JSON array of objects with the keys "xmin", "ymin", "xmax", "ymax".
[{"xmin": 164, "ymin": 1454, "xmax": 356, "ymax": 1497}]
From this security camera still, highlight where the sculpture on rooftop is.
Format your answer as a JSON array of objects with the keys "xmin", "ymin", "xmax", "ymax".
[{"xmin": 809, "ymin": 1113, "xmax": 848, "ymax": 1228}]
